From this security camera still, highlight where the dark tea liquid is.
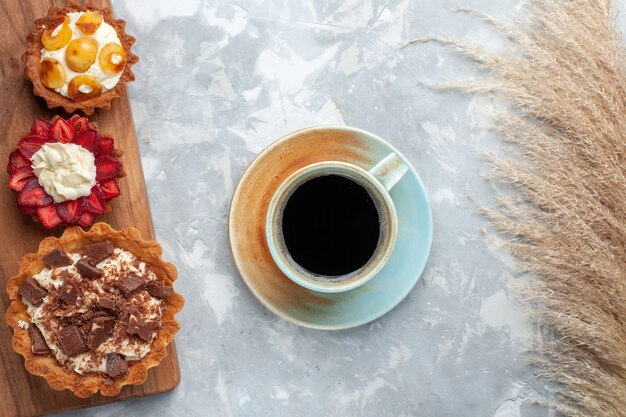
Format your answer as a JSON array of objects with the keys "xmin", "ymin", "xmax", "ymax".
[{"xmin": 281, "ymin": 174, "xmax": 380, "ymax": 276}]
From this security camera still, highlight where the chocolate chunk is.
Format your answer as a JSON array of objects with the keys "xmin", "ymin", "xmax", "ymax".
[
  {"xmin": 126, "ymin": 314, "xmax": 143, "ymax": 336},
  {"xmin": 81, "ymin": 309, "xmax": 109, "ymax": 321},
  {"xmin": 98, "ymin": 295, "xmax": 129, "ymax": 315},
  {"xmin": 57, "ymin": 325, "xmax": 88, "ymax": 356},
  {"xmin": 28, "ymin": 325, "xmax": 50, "ymax": 354},
  {"xmin": 105, "ymin": 353, "xmax": 128, "ymax": 378},
  {"xmin": 94, "ymin": 315, "xmax": 116, "ymax": 327},
  {"xmin": 97, "ymin": 298, "xmax": 117, "ymax": 311},
  {"xmin": 115, "ymin": 273, "xmax": 145, "ymax": 297},
  {"xmin": 146, "ymin": 282, "xmax": 173, "ymax": 299},
  {"xmin": 141, "ymin": 322, "xmax": 159, "ymax": 342},
  {"xmin": 42, "ymin": 248, "xmax": 73, "ymax": 267},
  {"xmin": 114, "ymin": 320, "xmax": 128, "ymax": 340},
  {"xmin": 88, "ymin": 316, "xmax": 116, "ymax": 350},
  {"xmin": 76, "ymin": 259, "xmax": 103, "ymax": 280},
  {"xmin": 19, "ymin": 277, "xmax": 47, "ymax": 306},
  {"xmin": 126, "ymin": 314, "xmax": 158, "ymax": 342},
  {"xmin": 58, "ymin": 283, "xmax": 78, "ymax": 305},
  {"xmin": 58, "ymin": 314, "xmax": 81, "ymax": 328},
  {"xmin": 81, "ymin": 241, "xmax": 114, "ymax": 265},
  {"xmin": 80, "ymin": 321, "xmax": 92, "ymax": 336}
]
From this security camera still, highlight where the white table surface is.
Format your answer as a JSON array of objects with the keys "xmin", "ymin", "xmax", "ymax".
[{"xmin": 53, "ymin": 0, "xmax": 626, "ymax": 416}]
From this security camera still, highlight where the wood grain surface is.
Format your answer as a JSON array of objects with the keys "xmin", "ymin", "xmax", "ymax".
[{"xmin": 0, "ymin": 1, "xmax": 181, "ymax": 416}]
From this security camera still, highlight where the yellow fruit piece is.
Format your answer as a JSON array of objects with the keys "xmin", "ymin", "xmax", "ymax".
[
  {"xmin": 65, "ymin": 37, "xmax": 99, "ymax": 73},
  {"xmin": 68, "ymin": 75, "xmax": 102, "ymax": 101},
  {"xmin": 40, "ymin": 58, "xmax": 67, "ymax": 89},
  {"xmin": 98, "ymin": 43, "xmax": 126, "ymax": 74},
  {"xmin": 41, "ymin": 17, "xmax": 72, "ymax": 51},
  {"xmin": 76, "ymin": 11, "xmax": 103, "ymax": 35}
]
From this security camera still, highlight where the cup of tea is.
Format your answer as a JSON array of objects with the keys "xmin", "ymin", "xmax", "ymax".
[{"xmin": 265, "ymin": 151, "xmax": 409, "ymax": 293}]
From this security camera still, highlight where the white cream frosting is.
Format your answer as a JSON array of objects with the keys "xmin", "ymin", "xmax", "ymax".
[
  {"xmin": 26, "ymin": 249, "xmax": 163, "ymax": 375},
  {"xmin": 40, "ymin": 11, "xmax": 124, "ymax": 97},
  {"xmin": 31, "ymin": 143, "xmax": 97, "ymax": 203}
]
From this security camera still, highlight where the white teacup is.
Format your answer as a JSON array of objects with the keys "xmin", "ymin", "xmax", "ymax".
[{"xmin": 266, "ymin": 153, "xmax": 408, "ymax": 293}]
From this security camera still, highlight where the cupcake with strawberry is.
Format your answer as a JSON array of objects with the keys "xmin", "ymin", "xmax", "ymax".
[{"xmin": 8, "ymin": 115, "xmax": 123, "ymax": 228}]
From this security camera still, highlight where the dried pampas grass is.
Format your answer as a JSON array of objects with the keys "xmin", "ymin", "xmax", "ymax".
[{"xmin": 408, "ymin": 1, "xmax": 626, "ymax": 416}]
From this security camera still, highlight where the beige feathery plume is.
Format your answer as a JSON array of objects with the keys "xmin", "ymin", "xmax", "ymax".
[{"xmin": 408, "ymin": 1, "xmax": 626, "ymax": 416}]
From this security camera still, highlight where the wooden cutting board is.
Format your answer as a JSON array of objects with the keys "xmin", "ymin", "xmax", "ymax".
[{"xmin": 0, "ymin": 1, "xmax": 181, "ymax": 416}]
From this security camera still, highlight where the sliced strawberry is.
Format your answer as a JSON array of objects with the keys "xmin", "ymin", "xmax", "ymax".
[
  {"xmin": 95, "ymin": 156, "xmax": 122, "ymax": 181},
  {"xmin": 8, "ymin": 150, "xmax": 32, "ymax": 174},
  {"xmin": 99, "ymin": 179, "xmax": 120, "ymax": 200},
  {"xmin": 68, "ymin": 114, "xmax": 89, "ymax": 132},
  {"xmin": 82, "ymin": 187, "xmax": 106, "ymax": 214},
  {"xmin": 29, "ymin": 118, "xmax": 51, "ymax": 137},
  {"xmin": 8, "ymin": 167, "xmax": 36, "ymax": 192},
  {"xmin": 72, "ymin": 129, "xmax": 99, "ymax": 153},
  {"xmin": 49, "ymin": 117, "xmax": 75, "ymax": 143},
  {"xmin": 37, "ymin": 205, "xmax": 62, "ymax": 229},
  {"xmin": 17, "ymin": 203, "xmax": 38, "ymax": 215},
  {"xmin": 56, "ymin": 199, "xmax": 82, "ymax": 224},
  {"xmin": 97, "ymin": 136, "xmax": 114, "ymax": 156},
  {"xmin": 18, "ymin": 179, "xmax": 53, "ymax": 207},
  {"xmin": 17, "ymin": 135, "xmax": 48, "ymax": 158},
  {"xmin": 77, "ymin": 211, "xmax": 95, "ymax": 227}
]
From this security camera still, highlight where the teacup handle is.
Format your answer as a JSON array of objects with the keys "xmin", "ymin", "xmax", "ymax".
[{"xmin": 368, "ymin": 153, "xmax": 409, "ymax": 191}]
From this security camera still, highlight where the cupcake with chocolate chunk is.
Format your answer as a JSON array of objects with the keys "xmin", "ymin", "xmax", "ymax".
[
  {"xmin": 5, "ymin": 223, "xmax": 184, "ymax": 397},
  {"xmin": 23, "ymin": 3, "xmax": 138, "ymax": 115}
]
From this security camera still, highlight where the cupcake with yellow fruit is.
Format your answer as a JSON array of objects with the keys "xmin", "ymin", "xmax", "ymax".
[{"xmin": 23, "ymin": 3, "xmax": 138, "ymax": 115}]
